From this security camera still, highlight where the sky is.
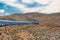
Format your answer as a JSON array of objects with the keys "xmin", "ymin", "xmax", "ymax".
[{"xmin": 0, "ymin": 0, "xmax": 60, "ymax": 16}]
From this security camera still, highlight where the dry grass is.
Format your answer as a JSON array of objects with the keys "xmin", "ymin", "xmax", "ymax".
[{"xmin": 0, "ymin": 12, "xmax": 60, "ymax": 40}]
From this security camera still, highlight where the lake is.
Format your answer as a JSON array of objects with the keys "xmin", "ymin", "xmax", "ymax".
[{"xmin": 0, "ymin": 20, "xmax": 39, "ymax": 26}]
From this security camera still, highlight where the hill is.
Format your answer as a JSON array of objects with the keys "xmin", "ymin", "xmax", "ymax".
[
  {"xmin": 0, "ymin": 12, "xmax": 60, "ymax": 27},
  {"xmin": 0, "ymin": 12, "xmax": 60, "ymax": 40}
]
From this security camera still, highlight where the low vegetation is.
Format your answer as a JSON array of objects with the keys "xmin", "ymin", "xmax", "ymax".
[{"xmin": 0, "ymin": 12, "xmax": 60, "ymax": 40}]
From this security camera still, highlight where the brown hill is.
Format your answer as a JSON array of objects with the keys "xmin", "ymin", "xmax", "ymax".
[
  {"xmin": 0, "ymin": 12, "xmax": 60, "ymax": 40},
  {"xmin": 0, "ymin": 12, "xmax": 60, "ymax": 27}
]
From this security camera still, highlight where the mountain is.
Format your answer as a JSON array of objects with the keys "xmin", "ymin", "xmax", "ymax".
[
  {"xmin": 0, "ymin": 12, "xmax": 60, "ymax": 40},
  {"xmin": 0, "ymin": 12, "xmax": 60, "ymax": 27}
]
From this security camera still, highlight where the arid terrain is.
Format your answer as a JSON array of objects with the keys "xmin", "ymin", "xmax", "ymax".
[{"xmin": 0, "ymin": 12, "xmax": 60, "ymax": 40}]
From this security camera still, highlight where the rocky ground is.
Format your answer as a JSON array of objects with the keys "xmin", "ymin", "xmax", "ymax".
[
  {"xmin": 0, "ymin": 25, "xmax": 60, "ymax": 40},
  {"xmin": 0, "ymin": 12, "xmax": 60, "ymax": 40}
]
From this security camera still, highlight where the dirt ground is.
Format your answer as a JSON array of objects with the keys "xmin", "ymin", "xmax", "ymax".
[{"xmin": 0, "ymin": 24, "xmax": 60, "ymax": 40}]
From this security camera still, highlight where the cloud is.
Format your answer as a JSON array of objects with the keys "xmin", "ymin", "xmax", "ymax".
[
  {"xmin": 0, "ymin": 0, "xmax": 60, "ymax": 16},
  {"xmin": 21, "ymin": 0, "xmax": 50, "ymax": 4},
  {"xmin": 0, "ymin": 9, "xmax": 5, "ymax": 13},
  {"xmin": 19, "ymin": 0, "xmax": 60, "ymax": 13},
  {"xmin": 0, "ymin": 0, "xmax": 17, "ymax": 3},
  {"xmin": 3, "ymin": 0, "xmax": 50, "ymax": 12},
  {"xmin": 4, "ymin": 5, "xmax": 22, "ymax": 14},
  {"xmin": 0, "ymin": 2, "xmax": 23, "ymax": 16},
  {"xmin": 34, "ymin": 0, "xmax": 51, "ymax": 4},
  {"xmin": 39, "ymin": 0, "xmax": 60, "ymax": 13},
  {"xmin": 21, "ymin": 0, "xmax": 34, "ymax": 4}
]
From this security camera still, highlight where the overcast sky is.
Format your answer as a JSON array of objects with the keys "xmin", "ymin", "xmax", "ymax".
[{"xmin": 0, "ymin": 0, "xmax": 60, "ymax": 16}]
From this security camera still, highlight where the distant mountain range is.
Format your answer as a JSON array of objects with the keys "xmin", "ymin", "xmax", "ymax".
[{"xmin": 0, "ymin": 12, "xmax": 60, "ymax": 27}]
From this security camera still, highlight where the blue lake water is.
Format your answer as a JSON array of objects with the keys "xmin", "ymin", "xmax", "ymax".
[{"xmin": 0, "ymin": 20, "xmax": 39, "ymax": 26}]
